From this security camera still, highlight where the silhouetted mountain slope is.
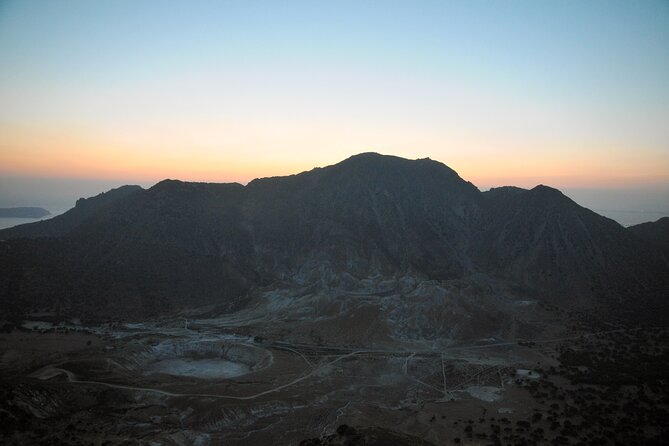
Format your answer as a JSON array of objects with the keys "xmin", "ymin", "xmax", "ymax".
[
  {"xmin": 629, "ymin": 217, "xmax": 669, "ymax": 253},
  {"xmin": 0, "ymin": 185, "xmax": 143, "ymax": 239},
  {"xmin": 476, "ymin": 186, "xmax": 669, "ymax": 320},
  {"xmin": 478, "ymin": 186, "xmax": 638, "ymax": 300},
  {"xmin": 242, "ymin": 153, "xmax": 481, "ymax": 280},
  {"xmin": 0, "ymin": 154, "xmax": 667, "ymax": 322}
]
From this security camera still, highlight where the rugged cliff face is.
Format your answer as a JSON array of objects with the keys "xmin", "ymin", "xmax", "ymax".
[
  {"xmin": 629, "ymin": 217, "xmax": 669, "ymax": 255},
  {"xmin": 0, "ymin": 153, "xmax": 667, "ymax": 323},
  {"xmin": 474, "ymin": 185, "xmax": 665, "ymax": 307}
]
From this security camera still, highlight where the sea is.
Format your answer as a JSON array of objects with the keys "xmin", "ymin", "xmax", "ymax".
[{"xmin": 0, "ymin": 206, "xmax": 71, "ymax": 231}]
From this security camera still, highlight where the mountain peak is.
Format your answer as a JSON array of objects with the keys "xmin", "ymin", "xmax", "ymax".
[
  {"xmin": 74, "ymin": 184, "xmax": 143, "ymax": 208},
  {"xmin": 530, "ymin": 184, "xmax": 562, "ymax": 195},
  {"xmin": 1, "ymin": 152, "xmax": 667, "ymax": 329},
  {"xmin": 330, "ymin": 152, "xmax": 463, "ymax": 180},
  {"xmin": 339, "ymin": 152, "xmax": 444, "ymax": 168},
  {"xmin": 150, "ymin": 179, "xmax": 185, "ymax": 190},
  {"xmin": 343, "ymin": 151, "xmax": 386, "ymax": 160},
  {"xmin": 527, "ymin": 184, "xmax": 574, "ymax": 207}
]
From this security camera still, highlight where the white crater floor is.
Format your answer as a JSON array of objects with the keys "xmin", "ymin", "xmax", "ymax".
[
  {"xmin": 462, "ymin": 385, "xmax": 502, "ymax": 402},
  {"xmin": 145, "ymin": 358, "xmax": 251, "ymax": 379}
]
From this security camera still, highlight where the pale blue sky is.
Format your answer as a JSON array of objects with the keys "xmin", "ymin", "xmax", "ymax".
[{"xmin": 0, "ymin": 0, "xmax": 668, "ymax": 224}]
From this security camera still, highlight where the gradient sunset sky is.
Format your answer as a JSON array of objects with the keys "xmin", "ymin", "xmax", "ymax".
[{"xmin": 1, "ymin": 1, "xmax": 668, "ymax": 220}]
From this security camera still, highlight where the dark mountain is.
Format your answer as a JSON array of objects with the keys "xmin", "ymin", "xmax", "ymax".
[
  {"xmin": 629, "ymin": 217, "xmax": 669, "ymax": 254},
  {"xmin": 242, "ymin": 153, "xmax": 481, "ymax": 280},
  {"xmin": 476, "ymin": 186, "xmax": 662, "ymax": 304},
  {"xmin": 0, "ymin": 185, "xmax": 143, "ymax": 239},
  {"xmin": 0, "ymin": 153, "xmax": 667, "ymax": 322},
  {"xmin": 0, "ymin": 207, "xmax": 50, "ymax": 218}
]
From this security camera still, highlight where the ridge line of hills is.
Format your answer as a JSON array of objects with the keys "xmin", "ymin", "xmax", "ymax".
[{"xmin": 1, "ymin": 152, "xmax": 667, "ymax": 324}]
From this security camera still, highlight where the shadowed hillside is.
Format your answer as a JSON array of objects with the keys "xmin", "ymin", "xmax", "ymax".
[{"xmin": 1, "ymin": 153, "xmax": 667, "ymax": 323}]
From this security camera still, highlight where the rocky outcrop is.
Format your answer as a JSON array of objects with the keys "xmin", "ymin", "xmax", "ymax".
[{"xmin": 0, "ymin": 153, "xmax": 667, "ymax": 322}]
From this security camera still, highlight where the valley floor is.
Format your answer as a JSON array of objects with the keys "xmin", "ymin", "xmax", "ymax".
[{"xmin": 1, "ymin": 306, "xmax": 667, "ymax": 445}]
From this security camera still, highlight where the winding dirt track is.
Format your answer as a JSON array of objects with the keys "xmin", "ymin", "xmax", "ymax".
[
  {"xmin": 30, "ymin": 328, "xmax": 630, "ymax": 401},
  {"xmin": 31, "ymin": 350, "xmax": 365, "ymax": 401}
]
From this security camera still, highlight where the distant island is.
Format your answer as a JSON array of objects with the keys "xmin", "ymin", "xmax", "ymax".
[{"xmin": 0, "ymin": 207, "xmax": 51, "ymax": 218}]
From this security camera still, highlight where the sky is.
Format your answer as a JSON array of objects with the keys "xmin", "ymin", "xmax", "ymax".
[{"xmin": 0, "ymin": 0, "xmax": 668, "ymax": 224}]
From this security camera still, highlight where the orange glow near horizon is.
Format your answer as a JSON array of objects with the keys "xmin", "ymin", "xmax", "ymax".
[
  {"xmin": 2, "ymin": 122, "xmax": 668, "ymax": 190},
  {"xmin": 2, "ymin": 1, "xmax": 668, "ymax": 199},
  {"xmin": 3, "ymin": 93, "xmax": 668, "ymax": 193}
]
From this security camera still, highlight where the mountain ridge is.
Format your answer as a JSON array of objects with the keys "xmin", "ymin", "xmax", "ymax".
[{"xmin": 0, "ymin": 153, "xmax": 667, "ymax": 324}]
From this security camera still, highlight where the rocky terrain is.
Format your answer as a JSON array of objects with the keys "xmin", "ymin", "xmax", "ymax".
[
  {"xmin": 1, "ymin": 153, "xmax": 667, "ymax": 324},
  {"xmin": 0, "ymin": 153, "xmax": 667, "ymax": 445}
]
